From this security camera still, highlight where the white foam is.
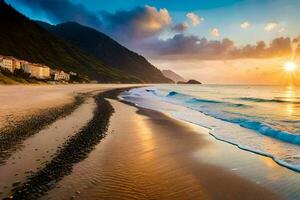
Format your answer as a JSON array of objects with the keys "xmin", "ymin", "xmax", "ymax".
[{"xmin": 120, "ymin": 87, "xmax": 300, "ymax": 172}]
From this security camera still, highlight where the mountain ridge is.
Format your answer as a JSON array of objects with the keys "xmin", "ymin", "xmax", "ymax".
[
  {"xmin": 0, "ymin": 1, "xmax": 171, "ymax": 83},
  {"xmin": 37, "ymin": 21, "xmax": 172, "ymax": 83},
  {"xmin": 162, "ymin": 69, "xmax": 185, "ymax": 83},
  {"xmin": 0, "ymin": 1, "xmax": 144, "ymax": 83}
]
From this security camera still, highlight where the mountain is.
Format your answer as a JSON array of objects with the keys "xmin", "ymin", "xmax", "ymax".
[
  {"xmin": 37, "ymin": 21, "xmax": 172, "ymax": 83},
  {"xmin": 0, "ymin": 1, "xmax": 151, "ymax": 83},
  {"xmin": 178, "ymin": 79, "xmax": 202, "ymax": 84},
  {"xmin": 162, "ymin": 70, "xmax": 185, "ymax": 83}
]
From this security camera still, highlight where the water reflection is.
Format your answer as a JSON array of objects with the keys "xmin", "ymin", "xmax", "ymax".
[{"xmin": 284, "ymin": 86, "xmax": 295, "ymax": 116}]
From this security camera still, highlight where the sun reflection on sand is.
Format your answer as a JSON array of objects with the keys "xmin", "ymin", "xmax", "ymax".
[
  {"xmin": 259, "ymin": 157, "xmax": 283, "ymax": 182},
  {"xmin": 260, "ymin": 157, "xmax": 277, "ymax": 168},
  {"xmin": 133, "ymin": 114, "xmax": 156, "ymax": 161}
]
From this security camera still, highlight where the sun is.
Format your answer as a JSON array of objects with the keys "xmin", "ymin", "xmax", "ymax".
[{"xmin": 284, "ymin": 61, "xmax": 297, "ymax": 72}]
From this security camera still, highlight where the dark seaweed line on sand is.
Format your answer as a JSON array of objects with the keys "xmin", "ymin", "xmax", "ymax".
[
  {"xmin": 0, "ymin": 95, "xmax": 85, "ymax": 165},
  {"xmin": 10, "ymin": 93, "xmax": 114, "ymax": 200}
]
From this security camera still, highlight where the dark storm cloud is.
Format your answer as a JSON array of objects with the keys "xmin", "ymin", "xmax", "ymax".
[{"xmin": 16, "ymin": 0, "xmax": 102, "ymax": 28}]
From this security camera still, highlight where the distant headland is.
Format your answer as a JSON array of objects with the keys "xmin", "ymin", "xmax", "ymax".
[{"xmin": 177, "ymin": 79, "xmax": 202, "ymax": 84}]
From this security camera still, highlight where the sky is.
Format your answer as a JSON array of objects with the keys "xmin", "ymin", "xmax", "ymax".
[{"xmin": 6, "ymin": 0, "xmax": 300, "ymax": 85}]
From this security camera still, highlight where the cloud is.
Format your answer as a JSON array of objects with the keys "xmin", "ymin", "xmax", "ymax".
[
  {"xmin": 16, "ymin": 0, "xmax": 102, "ymax": 28},
  {"xmin": 278, "ymin": 27, "xmax": 285, "ymax": 33},
  {"xmin": 10, "ymin": 1, "xmax": 295, "ymax": 62},
  {"xmin": 240, "ymin": 21, "xmax": 250, "ymax": 29},
  {"xmin": 264, "ymin": 22, "xmax": 278, "ymax": 31},
  {"xmin": 210, "ymin": 28, "xmax": 220, "ymax": 37},
  {"xmin": 143, "ymin": 34, "xmax": 235, "ymax": 59},
  {"xmin": 171, "ymin": 22, "xmax": 189, "ymax": 32},
  {"xmin": 229, "ymin": 37, "xmax": 291, "ymax": 58},
  {"xmin": 102, "ymin": 5, "xmax": 171, "ymax": 41},
  {"xmin": 186, "ymin": 12, "xmax": 203, "ymax": 26},
  {"xmin": 142, "ymin": 34, "xmax": 294, "ymax": 60}
]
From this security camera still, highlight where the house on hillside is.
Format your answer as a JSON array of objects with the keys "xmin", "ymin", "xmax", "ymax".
[
  {"xmin": 22, "ymin": 63, "xmax": 50, "ymax": 79},
  {"xmin": 50, "ymin": 70, "xmax": 70, "ymax": 81},
  {"xmin": 69, "ymin": 71, "xmax": 77, "ymax": 76},
  {"xmin": 0, "ymin": 56, "xmax": 23, "ymax": 72},
  {"xmin": 0, "ymin": 57, "xmax": 13, "ymax": 72},
  {"xmin": 12, "ymin": 59, "xmax": 21, "ymax": 70}
]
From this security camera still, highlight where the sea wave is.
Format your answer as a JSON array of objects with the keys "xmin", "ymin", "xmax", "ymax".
[
  {"xmin": 165, "ymin": 91, "xmax": 300, "ymax": 145},
  {"xmin": 167, "ymin": 91, "xmax": 249, "ymax": 107},
  {"xmin": 120, "ymin": 87, "xmax": 300, "ymax": 172},
  {"xmin": 187, "ymin": 97, "xmax": 222, "ymax": 104},
  {"xmin": 238, "ymin": 97, "xmax": 300, "ymax": 104},
  {"xmin": 225, "ymin": 118, "xmax": 300, "ymax": 145},
  {"xmin": 191, "ymin": 104, "xmax": 300, "ymax": 146},
  {"xmin": 167, "ymin": 91, "xmax": 186, "ymax": 97}
]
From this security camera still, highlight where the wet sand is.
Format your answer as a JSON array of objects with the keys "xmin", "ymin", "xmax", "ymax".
[{"xmin": 43, "ymin": 99, "xmax": 282, "ymax": 200}]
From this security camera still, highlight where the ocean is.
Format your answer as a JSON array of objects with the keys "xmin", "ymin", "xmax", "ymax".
[{"xmin": 120, "ymin": 84, "xmax": 300, "ymax": 172}]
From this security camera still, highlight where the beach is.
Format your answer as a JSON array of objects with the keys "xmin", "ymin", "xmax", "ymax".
[
  {"xmin": 0, "ymin": 84, "xmax": 136, "ymax": 129},
  {"xmin": 0, "ymin": 85, "xmax": 299, "ymax": 199},
  {"xmin": 43, "ymin": 99, "xmax": 283, "ymax": 200}
]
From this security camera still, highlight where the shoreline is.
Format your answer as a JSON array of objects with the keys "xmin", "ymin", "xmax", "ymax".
[
  {"xmin": 1, "ymin": 85, "xmax": 298, "ymax": 199},
  {"xmin": 181, "ymin": 117, "xmax": 300, "ymax": 173},
  {"xmin": 118, "ymin": 88, "xmax": 300, "ymax": 199},
  {"xmin": 134, "ymin": 104, "xmax": 282, "ymax": 200},
  {"xmin": 119, "ymin": 86, "xmax": 300, "ymax": 173},
  {"xmin": 42, "ymin": 97, "xmax": 281, "ymax": 200},
  {"xmin": 206, "ymin": 127, "xmax": 300, "ymax": 173}
]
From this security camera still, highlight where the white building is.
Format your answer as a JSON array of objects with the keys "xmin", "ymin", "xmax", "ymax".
[
  {"xmin": 22, "ymin": 63, "xmax": 50, "ymax": 79},
  {"xmin": 69, "ymin": 71, "xmax": 77, "ymax": 76},
  {"xmin": 0, "ymin": 57, "xmax": 13, "ymax": 72},
  {"xmin": 0, "ymin": 56, "xmax": 23, "ymax": 72},
  {"xmin": 51, "ymin": 70, "xmax": 70, "ymax": 81},
  {"xmin": 13, "ymin": 59, "xmax": 21, "ymax": 70}
]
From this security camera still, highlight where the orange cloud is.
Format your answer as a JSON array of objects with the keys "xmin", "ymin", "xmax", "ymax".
[{"xmin": 153, "ymin": 58, "xmax": 300, "ymax": 85}]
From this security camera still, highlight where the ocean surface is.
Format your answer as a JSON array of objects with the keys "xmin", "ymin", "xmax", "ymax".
[{"xmin": 120, "ymin": 85, "xmax": 300, "ymax": 172}]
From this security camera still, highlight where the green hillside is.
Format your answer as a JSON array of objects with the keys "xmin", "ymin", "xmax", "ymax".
[
  {"xmin": 0, "ymin": 1, "xmax": 141, "ymax": 83},
  {"xmin": 37, "ymin": 21, "xmax": 173, "ymax": 83}
]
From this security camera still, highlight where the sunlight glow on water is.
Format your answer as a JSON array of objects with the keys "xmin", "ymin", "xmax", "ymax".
[{"xmin": 120, "ymin": 85, "xmax": 300, "ymax": 172}]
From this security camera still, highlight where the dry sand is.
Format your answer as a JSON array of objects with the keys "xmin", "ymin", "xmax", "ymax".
[
  {"xmin": 0, "ymin": 97, "xmax": 96, "ymax": 197},
  {"xmin": 0, "ymin": 84, "xmax": 139, "ymax": 129}
]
